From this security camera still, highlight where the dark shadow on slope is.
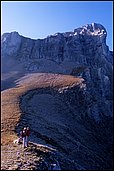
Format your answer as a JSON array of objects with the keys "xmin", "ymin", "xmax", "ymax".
[
  {"xmin": 1, "ymin": 55, "xmax": 27, "ymax": 91},
  {"xmin": 15, "ymin": 86, "xmax": 113, "ymax": 170},
  {"xmin": 1, "ymin": 72, "xmax": 26, "ymax": 91}
]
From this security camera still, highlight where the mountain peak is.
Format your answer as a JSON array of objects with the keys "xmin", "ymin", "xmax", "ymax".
[
  {"xmin": 73, "ymin": 23, "xmax": 107, "ymax": 37},
  {"xmin": 84, "ymin": 23, "xmax": 106, "ymax": 31},
  {"xmin": 49, "ymin": 23, "xmax": 107, "ymax": 39}
]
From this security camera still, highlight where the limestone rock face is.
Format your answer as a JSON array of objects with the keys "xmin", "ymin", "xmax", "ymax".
[
  {"xmin": 1, "ymin": 23, "xmax": 113, "ymax": 121},
  {"xmin": 1, "ymin": 31, "xmax": 22, "ymax": 56},
  {"xmin": 1, "ymin": 23, "xmax": 113, "ymax": 170}
]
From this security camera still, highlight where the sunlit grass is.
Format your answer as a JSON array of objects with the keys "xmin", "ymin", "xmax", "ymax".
[{"xmin": 1, "ymin": 73, "xmax": 84, "ymax": 145}]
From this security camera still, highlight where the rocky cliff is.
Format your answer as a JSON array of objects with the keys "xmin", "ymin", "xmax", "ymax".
[
  {"xmin": 1, "ymin": 23, "xmax": 113, "ymax": 121},
  {"xmin": 1, "ymin": 23, "xmax": 113, "ymax": 170}
]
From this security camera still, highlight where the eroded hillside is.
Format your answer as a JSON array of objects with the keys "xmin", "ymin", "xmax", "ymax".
[{"xmin": 1, "ymin": 73, "xmax": 113, "ymax": 170}]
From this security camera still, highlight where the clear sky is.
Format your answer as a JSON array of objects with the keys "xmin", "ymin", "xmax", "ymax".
[{"xmin": 1, "ymin": 1, "xmax": 113, "ymax": 51}]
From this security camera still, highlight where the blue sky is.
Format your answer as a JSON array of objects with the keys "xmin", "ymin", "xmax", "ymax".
[{"xmin": 1, "ymin": 1, "xmax": 113, "ymax": 51}]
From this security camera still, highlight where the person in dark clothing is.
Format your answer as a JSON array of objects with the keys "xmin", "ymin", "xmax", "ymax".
[{"xmin": 25, "ymin": 127, "xmax": 30, "ymax": 147}]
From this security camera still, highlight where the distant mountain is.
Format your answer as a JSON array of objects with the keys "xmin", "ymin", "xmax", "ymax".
[{"xmin": 1, "ymin": 23, "xmax": 113, "ymax": 170}]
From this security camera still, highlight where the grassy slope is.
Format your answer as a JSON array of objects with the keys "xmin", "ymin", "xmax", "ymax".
[{"xmin": 1, "ymin": 73, "xmax": 83, "ymax": 145}]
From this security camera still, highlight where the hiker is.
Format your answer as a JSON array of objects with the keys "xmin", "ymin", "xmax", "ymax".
[
  {"xmin": 19, "ymin": 130, "xmax": 23, "ymax": 143},
  {"xmin": 22, "ymin": 127, "xmax": 27, "ymax": 148},
  {"xmin": 25, "ymin": 127, "xmax": 30, "ymax": 147}
]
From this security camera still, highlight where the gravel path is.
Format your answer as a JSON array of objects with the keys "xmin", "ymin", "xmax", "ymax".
[{"xmin": 1, "ymin": 141, "xmax": 58, "ymax": 170}]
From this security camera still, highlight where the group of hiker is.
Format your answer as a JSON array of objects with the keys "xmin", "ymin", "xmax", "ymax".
[
  {"xmin": 17, "ymin": 127, "xmax": 61, "ymax": 170},
  {"xmin": 19, "ymin": 127, "xmax": 30, "ymax": 148}
]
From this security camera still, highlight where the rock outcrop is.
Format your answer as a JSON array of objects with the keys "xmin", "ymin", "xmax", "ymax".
[
  {"xmin": 2, "ymin": 23, "xmax": 112, "ymax": 72},
  {"xmin": 1, "ymin": 23, "xmax": 113, "ymax": 120},
  {"xmin": 1, "ymin": 23, "xmax": 113, "ymax": 170}
]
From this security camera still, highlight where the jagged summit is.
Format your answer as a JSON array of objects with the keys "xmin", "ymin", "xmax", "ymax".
[
  {"xmin": 2, "ymin": 23, "xmax": 109, "ymax": 61},
  {"xmin": 81, "ymin": 23, "xmax": 106, "ymax": 33},
  {"xmin": 47, "ymin": 23, "xmax": 107, "ymax": 38},
  {"xmin": 80, "ymin": 23, "xmax": 106, "ymax": 36},
  {"xmin": 2, "ymin": 23, "xmax": 107, "ymax": 40}
]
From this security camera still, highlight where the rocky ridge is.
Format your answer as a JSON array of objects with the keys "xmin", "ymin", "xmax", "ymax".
[
  {"xmin": 1, "ymin": 73, "xmax": 87, "ymax": 170},
  {"xmin": 1, "ymin": 23, "xmax": 113, "ymax": 122},
  {"xmin": 1, "ymin": 23, "xmax": 113, "ymax": 170}
]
